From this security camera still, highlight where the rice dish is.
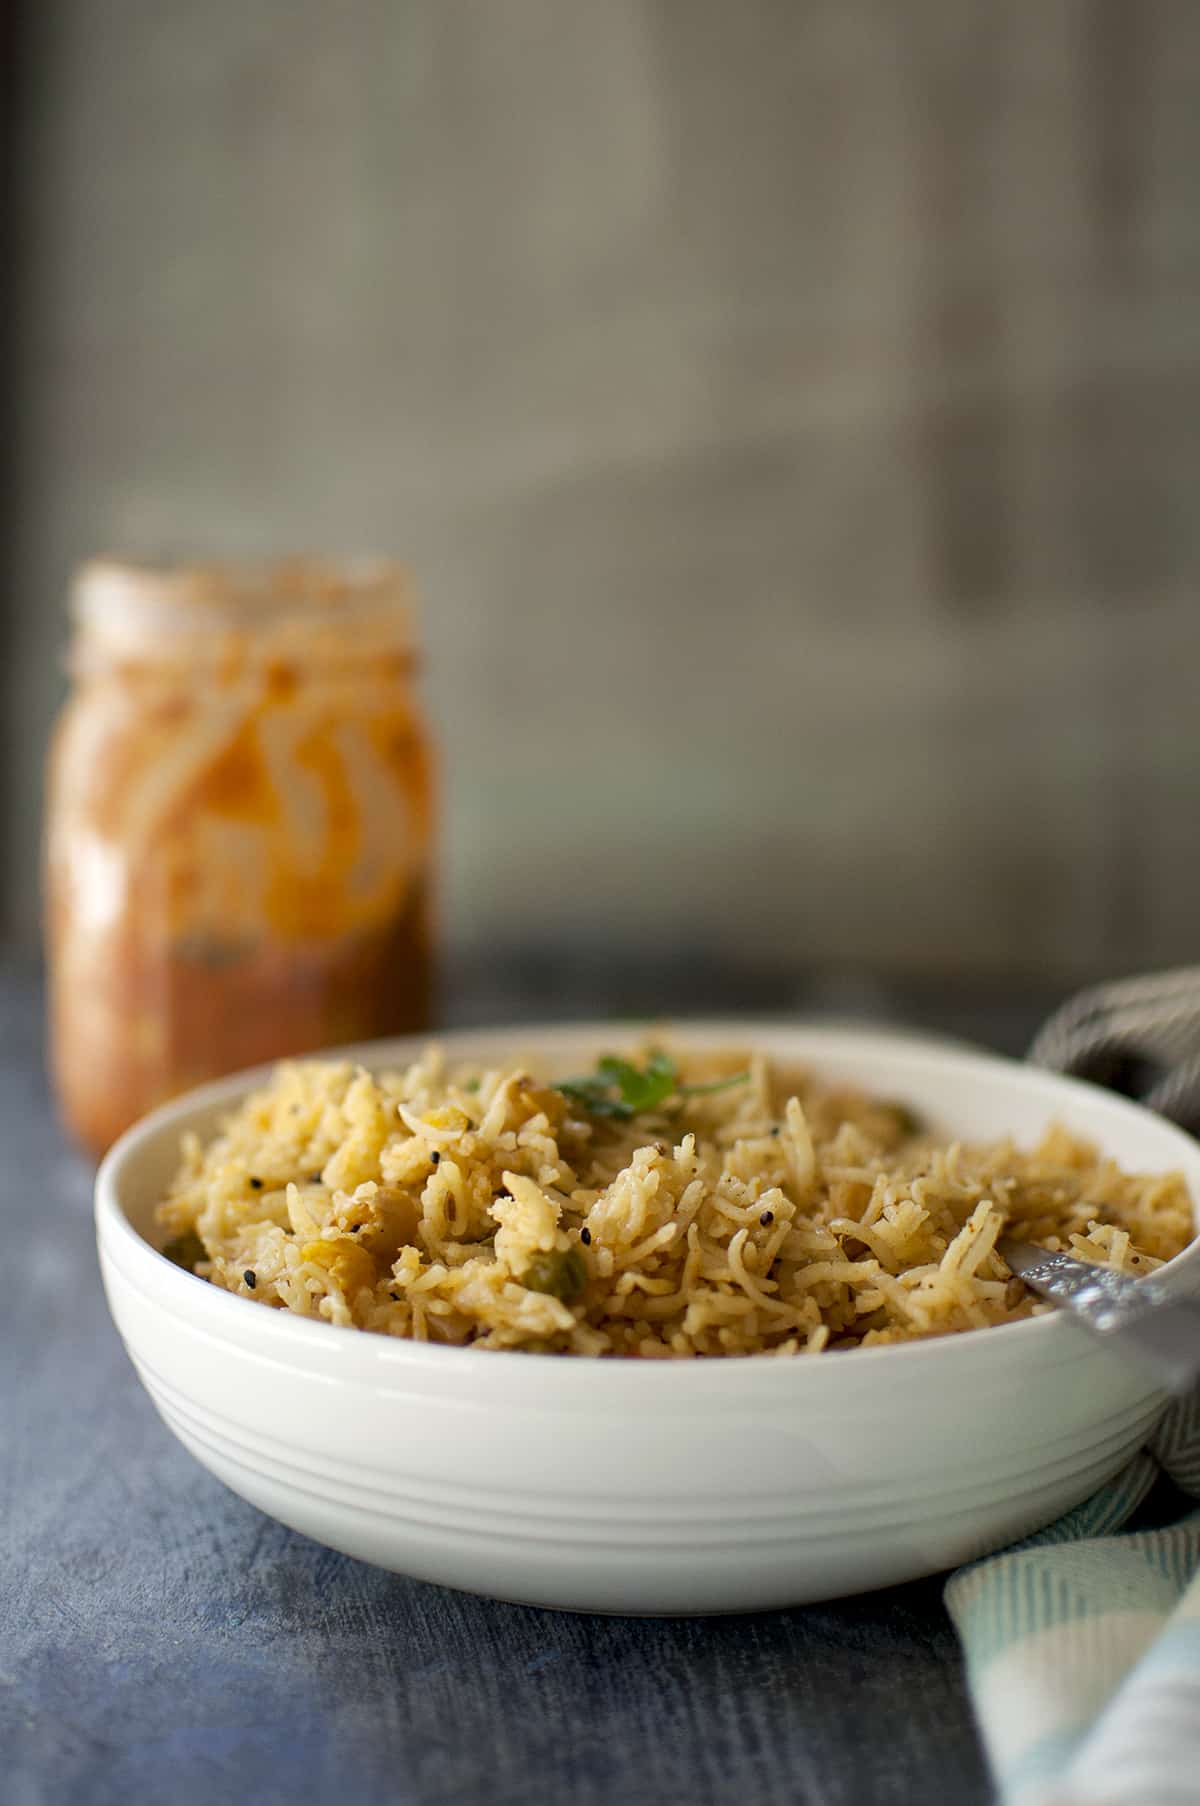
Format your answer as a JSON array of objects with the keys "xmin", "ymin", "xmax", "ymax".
[{"xmin": 156, "ymin": 1045, "xmax": 1194, "ymax": 1357}]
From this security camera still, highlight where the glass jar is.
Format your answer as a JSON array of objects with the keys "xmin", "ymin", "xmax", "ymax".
[{"xmin": 44, "ymin": 558, "xmax": 435, "ymax": 1157}]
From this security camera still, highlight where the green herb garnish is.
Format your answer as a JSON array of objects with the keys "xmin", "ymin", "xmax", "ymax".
[
  {"xmin": 681, "ymin": 1071, "xmax": 754, "ymax": 1096},
  {"xmin": 556, "ymin": 1051, "xmax": 750, "ymax": 1120},
  {"xmin": 520, "ymin": 1247, "xmax": 588, "ymax": 1302},
  {"xmin": 558, "ymin": 1052, "xmax": 678, "ymax": 1118}
]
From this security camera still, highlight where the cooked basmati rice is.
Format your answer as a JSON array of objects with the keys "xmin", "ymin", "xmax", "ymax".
[{"xmin": 156, "ymin": 1045, "xmax": 1195, "ymax": 1357}]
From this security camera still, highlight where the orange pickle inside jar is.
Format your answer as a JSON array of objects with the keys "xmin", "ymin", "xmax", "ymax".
[{"xmin": 45, "ymin": 559, "xmax": 436, "ymax": 1157}]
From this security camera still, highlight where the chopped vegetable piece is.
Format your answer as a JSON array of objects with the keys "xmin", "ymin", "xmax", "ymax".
[
  {"xmin": 162, "ymin": 1229, "xmax": 205, "ymax": 1271},
  {"xmin": 520, "ymin": 1247, "xmax": 588, "ymax": 1302},
  {"xmin": 299, "ymin": 1239, "xmax": 376, "ymax": 1293},
  {"xmin": 880, "ymin": 1102, "xmax": 924, "ymax": 1138}
]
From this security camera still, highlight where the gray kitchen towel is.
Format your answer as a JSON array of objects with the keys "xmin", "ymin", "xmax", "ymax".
[{"xmin": 1030, "ymin": 969, "xmax": 1200, "ymax": 1139}]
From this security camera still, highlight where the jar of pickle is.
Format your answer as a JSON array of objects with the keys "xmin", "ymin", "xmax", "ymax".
[{"xmin": 44, "ymin": 559, "xmax": 435, "ymax": 1157}]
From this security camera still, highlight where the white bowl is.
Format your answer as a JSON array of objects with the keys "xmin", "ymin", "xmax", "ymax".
[{"xmin": 95, "ymin": 1022, "xmax": 1200, "ymax": 1615}]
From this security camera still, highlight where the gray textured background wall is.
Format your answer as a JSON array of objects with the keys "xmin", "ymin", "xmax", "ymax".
[{"xmin": 7, "ymin": 1, "xmax": 1200, "ymax": 980}]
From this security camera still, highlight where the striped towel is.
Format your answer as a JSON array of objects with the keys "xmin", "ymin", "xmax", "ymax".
[
  {"xmin": 945, "ymin": 1394, "xmax": 1200, "ymax": 1804},
  {"xmin": 947, "ymin": 972, "xmax": 1200, "ymax": 1805}
]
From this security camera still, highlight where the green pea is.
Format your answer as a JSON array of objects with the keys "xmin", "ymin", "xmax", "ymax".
[{"xmin": 520, "ymin": 1248, "xmax": 588, "ymax": 1303}]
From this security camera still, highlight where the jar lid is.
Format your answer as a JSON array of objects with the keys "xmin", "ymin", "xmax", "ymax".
[{"xmin": 70, "ymin": 557, "xmax": 415, "ymax": 666}]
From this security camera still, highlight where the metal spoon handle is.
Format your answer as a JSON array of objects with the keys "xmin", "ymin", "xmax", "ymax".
[{"xmin": 1002, "ymin": 1240, "xmax": 1200, "ymax": 1397}]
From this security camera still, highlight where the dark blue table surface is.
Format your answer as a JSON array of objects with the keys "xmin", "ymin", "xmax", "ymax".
[{"xmin": 3, "ymin": 958, "xmax": 1051, "ymax": 1806}]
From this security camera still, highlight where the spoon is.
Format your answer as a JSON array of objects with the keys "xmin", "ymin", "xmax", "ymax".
[{"xmin": 1002, "ymin": 1238, "xmax": 1200, "ymax": 1396}]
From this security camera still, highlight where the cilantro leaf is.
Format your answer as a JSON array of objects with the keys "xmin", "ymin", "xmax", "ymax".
[
  {"xmin": 556, "ymin": 1051, "xmax": 750, "ymax": 1120},
  {"xmin": 679, "ymin": 1070, "xmax": 751, "ymax": 1097},
  {"xmin": 558, "ymin": 1051, "xmax": 678, "ymax": 1119}
]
